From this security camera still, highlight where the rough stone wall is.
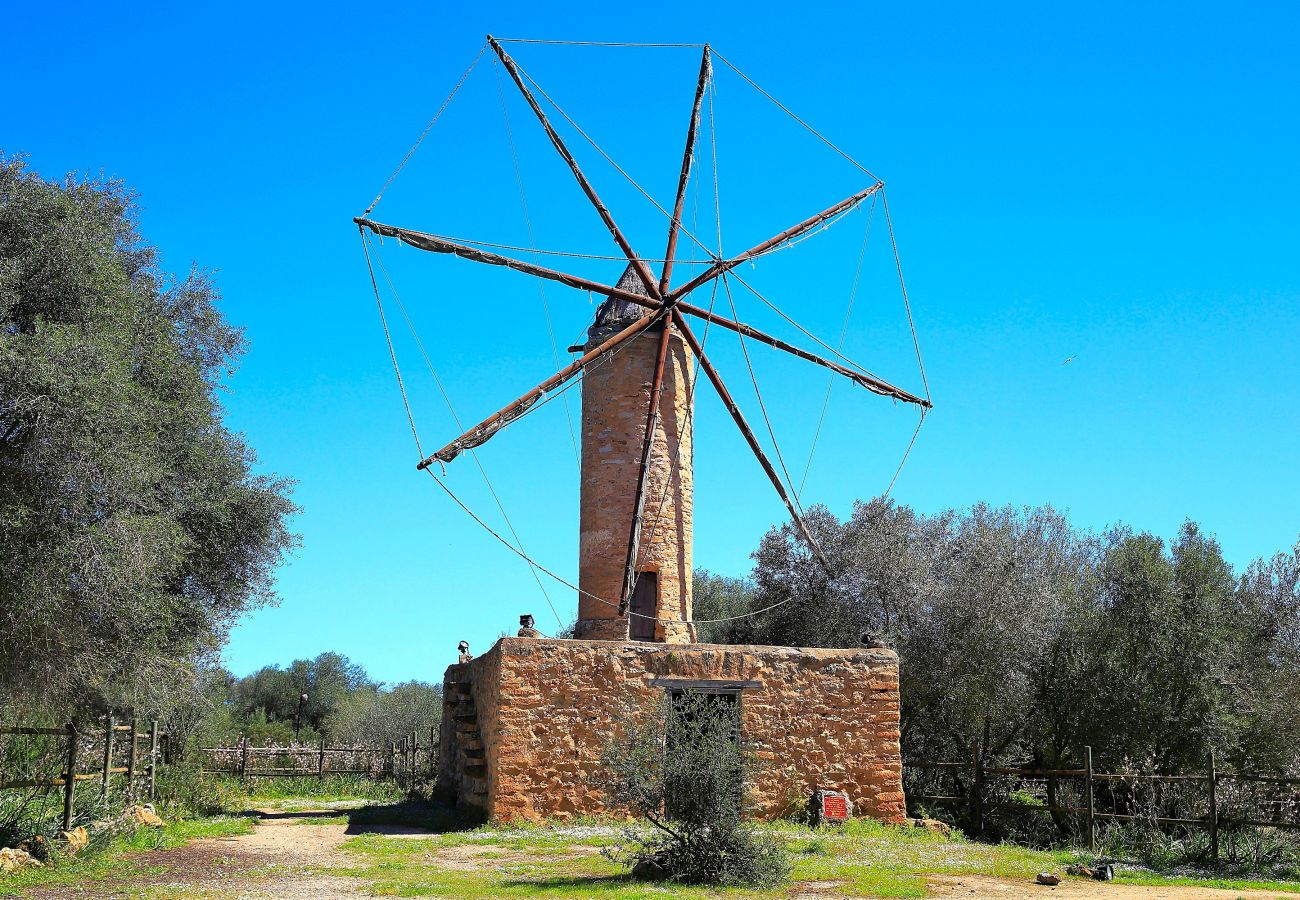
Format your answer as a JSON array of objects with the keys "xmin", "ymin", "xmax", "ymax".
[
  {"xmin": 459, "ymin": 638, "xmax": 905, "ymax": 823},
  {"xmin": 576, "ymin": 321, "xmax": 695, "ymax": 643},
  {"xmin": 437, "ymin": 650, "xmax": 504, "ymax": 814}
]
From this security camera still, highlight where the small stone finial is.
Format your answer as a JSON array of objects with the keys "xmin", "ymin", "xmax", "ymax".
[
  {"xmin": 517, "ymin": 613, "xmax": 542, "ymax": 638},
  {"xmin": 457, "ymin": 640, "xmax": 473, "ymax": 664}
]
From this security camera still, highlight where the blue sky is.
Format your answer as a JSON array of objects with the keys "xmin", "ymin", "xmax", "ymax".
[{"xmin": 6, "ymin": 1, "xmax": 1297, "ymax": 685}]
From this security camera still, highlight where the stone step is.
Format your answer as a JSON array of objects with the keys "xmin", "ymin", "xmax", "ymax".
[
  {"xmin": 458, "ymin": 736, "xmax": 484, "ymax": 751},
  {"xmin": 453, "ymin": 713, "xmax": 478, "ymax": 724},
  {"xmin": 454, "ymin": 720, "xmax": 479, "ymax": 735},
  {"xmin": 464, "ymin": 775, "xmax": 488, "ymax": 795},
  {"xmin": 464, "ymin": 763, "xmax": 487, "ymax": 778},
  {"xmin": 446, "ymin": 681, "xmax": 472, "ymax": 694},
  {"xmin": 461, "ymin": 791, "xmax": 488, "ymax": 809},
  {"xmin": 463, "ymin": 748, "xmax": 485, "ymax": 762}
]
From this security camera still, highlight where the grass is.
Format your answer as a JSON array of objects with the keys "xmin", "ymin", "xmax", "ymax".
[
  {"xmin": 0, "ymin": 815, "xmax": 255, "ymax": 897},
  {"xmin": 203, "ymin": 773, "xmax": 405, "ymax": 809},
  {"xmin": 11, "ymin": 783, "xmax": 1300, "ymax": 899},
  {"xmin": 311, "ymin": 813, "xmax": 1300, "ymax": 898}
]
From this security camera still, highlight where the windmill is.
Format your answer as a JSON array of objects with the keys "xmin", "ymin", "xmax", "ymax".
[{"xmin": 356, "ymin": 36, "xmax": 932, "ymax": 644}]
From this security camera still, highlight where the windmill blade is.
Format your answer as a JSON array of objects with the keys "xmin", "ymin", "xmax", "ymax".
[
  {"xmin": 673, "ymin": 315, "xmax": 833, "ymax": 574},
  {"xmin": 417, "ymin": 310, "xmax": 667, "ymax": 469},
  {"xmin": 674, "ymin": 300, "xmax": 930, "ymax": 407},
  {"xmin": 488, "ymin": 35, "xmax": 662, "ymax": 300},
  {"xmin": 618, "ymin": 314, "xmax": 676, "ymax": 613},
  {"xmin": 667, "ymin": 181, "xmax": 884, "ymax": 301},
  {"xmin": 659, "ymin": 45, "xmax": 712, "ymax": 296},
  {"xmin": 355, "ymin": 217, "xmax": 661, "ymax": 311}
]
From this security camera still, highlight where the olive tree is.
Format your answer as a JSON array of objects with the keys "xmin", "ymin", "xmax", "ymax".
[
  {"xmin": 599, "ymin": 693, "xmax": 789, "ymax": 887},
  {"xmin": 0, "ymin": 156, "xmax": 297, "ymax": 712}
]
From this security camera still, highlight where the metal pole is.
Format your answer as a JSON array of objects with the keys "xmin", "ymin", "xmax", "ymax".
[
  {"xmin": 1085, "ymin": 745, "xmax": 1096, "ymax": 853},
  {"xmin": 239, "ymin": 736, "xmax": 249, "ymax": 778},
  {"xmin": 62, "ymin": 723, "xmax": 78, "ymax": 832},
  {"xmin": 318, "ymin": 737, "xmax": 326, "ymax": 779},
  {"xmin": 101, "ymin": 714, "xmax": 114, "ymax": 798}
]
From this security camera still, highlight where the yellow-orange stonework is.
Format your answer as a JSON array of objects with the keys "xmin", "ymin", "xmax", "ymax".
[
  {"xmin": 576, "ymin": 320, "xmax": 695, "ymax": 643},
  {"xmin": 438, "ymin": 638, "xmax": 906, "ymax": 824}
]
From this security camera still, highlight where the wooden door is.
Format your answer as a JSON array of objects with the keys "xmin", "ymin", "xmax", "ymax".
[{"xmin": 629, "ymin": 571, "xmax": 657, "ymax": 641}]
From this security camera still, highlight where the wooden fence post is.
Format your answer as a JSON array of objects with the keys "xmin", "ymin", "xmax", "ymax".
[
  {"xmin": 387, "ymin": 742, "xmax": 396, "ymax": 779},
  {"xmin": 239, "ymin": 736, "xmax": 249, "ymax": 778},
  {"xmin": 1208, "ymin": 750, "xmax": 1219, "ymax": 864},
  {"xmin": 101, "ymin": 714, "xmax": 115, "ymax": 798},
  {"xmin": 148, "ymin": 721, "xmax": 159, "ymax": 801},
  {"xmin": 318, "ymin": 737, "xmax": 326, "ymax": 780},
  {"xmin": 125, "ymin": 720, "xmax": 138, "ymax": 802},
  {"xmin": 969, "ymin": 740, "xmax": 985, "ymax": 837},
  {"xmin": 1085, "ymin": 745, "xmax": 1096, "ymax": 853},
  {"xmin": 61, "ymin": 723, "xmax": 78, "ymax": 832}
]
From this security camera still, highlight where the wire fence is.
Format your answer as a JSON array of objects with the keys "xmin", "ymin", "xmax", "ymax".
[
  {"xmin": 906, "ymin": 747, "xmax": 1300, "ymax": 861},
  {"xmin": 198, "ymin": 728, "xmax": 436, "ymax": 787}
]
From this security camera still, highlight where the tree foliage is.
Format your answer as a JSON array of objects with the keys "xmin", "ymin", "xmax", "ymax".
[
  {"xmin": 193, "ymin": 653, "xmax": 443, "ymax": 747},
  {"xmin": 697, "ymin": 500, "xmax": 1300, "ymax": 777},
  {"xmin": 0, "ymin": 156, "xmax": 297, "ymax": 711}
]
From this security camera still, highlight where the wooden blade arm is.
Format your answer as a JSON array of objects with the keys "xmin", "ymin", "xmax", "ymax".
[
  {"xmin": 674, "ymin": 315, "xmax": 833, "ymax": 573},
  {"xmin": 487, "ymin": 35, "xmax": 661, "ymax": 300},
  {"xmin": 667, "ymin": 181, "xmax": 884, "ymax": 300},
  {"xmin": 659, "ymin": 46, "xmax": 711, "ymax": 296},
  {"xmin": 619, "ymin": 313, "xmax": 677, "ymax": 614},
  {"xmin": 417, "ymin": 310, "xmax": 666, "ymax": 469},
  {"xmin": 674, "ymin": 300, "xmax": 931, "ymax": 408},
  {"xmin": 355, "ymin": 217, "xmax": 662, "ymax": 312}
]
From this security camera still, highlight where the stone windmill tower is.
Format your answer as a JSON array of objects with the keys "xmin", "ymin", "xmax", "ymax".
[
  {"xmin": 356, "ymin": 36, "xmax": 929, "ymax": 822},
  {"xmin": 359, "ymin": 38, "xmax": 928, "ymax": 647}
]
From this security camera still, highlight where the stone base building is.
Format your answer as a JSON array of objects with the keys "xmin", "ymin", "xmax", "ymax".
[{"xmin": 437, "ymin": 637, "xmax": 905, "ymax": 823}]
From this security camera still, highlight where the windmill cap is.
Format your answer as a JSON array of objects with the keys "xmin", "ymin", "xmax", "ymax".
[{"xmin": 589, "ymin": 262, "xmax": 654, "ymax": 339}]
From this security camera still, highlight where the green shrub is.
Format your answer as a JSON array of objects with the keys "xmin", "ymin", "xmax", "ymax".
[{"xmin": 598, "ymin": 692, "xmax": 790, "ymax": 887}]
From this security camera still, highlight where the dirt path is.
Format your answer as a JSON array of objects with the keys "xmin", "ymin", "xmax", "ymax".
[{"xmin": 27, "ymin": 807, "xmax": 413, "ymax": 899}]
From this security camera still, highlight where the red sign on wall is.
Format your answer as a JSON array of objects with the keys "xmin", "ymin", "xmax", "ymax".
[{"xmin": 821, "ymin": 793, "xmax": 849, "ymax": 822}]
